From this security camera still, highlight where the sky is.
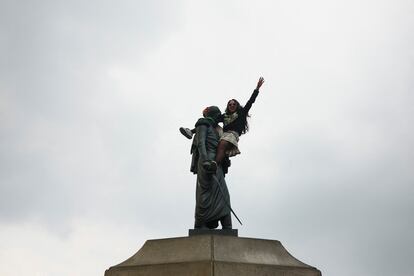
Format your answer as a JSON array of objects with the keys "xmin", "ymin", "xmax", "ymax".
[{"xmin": 0, "ymin": 0, "xmax": 413, "ymax": 275}]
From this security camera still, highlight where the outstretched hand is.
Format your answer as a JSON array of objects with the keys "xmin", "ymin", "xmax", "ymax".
[{"xmin": 256, "ymin": 77, "xmax": 265, "ymax": 91}]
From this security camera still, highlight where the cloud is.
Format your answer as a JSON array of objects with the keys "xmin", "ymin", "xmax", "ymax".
[
  {"xmin": 0, "ymin": 0, "xmax": 413, "ymax": 276},
  {"xmin": 0, "ymin": 0, "xmax": 184, "ymax": 226}
]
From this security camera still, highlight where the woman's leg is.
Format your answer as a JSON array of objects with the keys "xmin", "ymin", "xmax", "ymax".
[{"xmin": 215, "ymin": 140, "xmax": 230, "ymax": 165}]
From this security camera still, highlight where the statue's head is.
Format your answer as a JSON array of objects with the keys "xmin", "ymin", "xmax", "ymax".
[
  {"xmin": 203, "ymin": 106, "xmax": 221, "ymax": 123},
  {"xmin": 226, "ymin": 99, "xmax": 241, "ymax": 114}
]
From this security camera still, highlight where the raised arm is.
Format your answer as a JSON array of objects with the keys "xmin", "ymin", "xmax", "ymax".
[
  {"xmin": 244, "ymin": 77, "xmax": 265, "ymax": 113},
  {"xmin": 256, "ymin": 76, "xmax": 265, "ymax": 90}
]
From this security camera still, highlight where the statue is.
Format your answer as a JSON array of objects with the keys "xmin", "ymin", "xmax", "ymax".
[{"xmin": 190, "ymin": 106, "xmax": 232, "ymax": 229}]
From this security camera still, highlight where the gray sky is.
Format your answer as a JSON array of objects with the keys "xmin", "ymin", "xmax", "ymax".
[{"xmin": 1, "ymin": 0, "xmax": 413, "ymax": 275}]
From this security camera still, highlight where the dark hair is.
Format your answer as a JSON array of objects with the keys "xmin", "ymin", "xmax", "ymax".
[{"xmin": 225, "ymin": 99, "xmax": 250, "ymax": 134}]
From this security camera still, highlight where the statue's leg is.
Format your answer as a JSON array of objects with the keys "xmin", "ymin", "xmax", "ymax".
[
  {"xmin": 194, "ymin": 220, "xmax": 208, "ymax": 229},
  {"xmin": 220, "ymin": 213, "xmax": 232, "ymax": 229},
  {"xmin": 206, "ymin": 220, "xmax": 219, "ymax": 229}
]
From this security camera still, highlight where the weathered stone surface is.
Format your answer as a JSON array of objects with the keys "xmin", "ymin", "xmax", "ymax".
[{"xmin": 105, "ymin": 234, "xmax": 321, "ymax": 276}]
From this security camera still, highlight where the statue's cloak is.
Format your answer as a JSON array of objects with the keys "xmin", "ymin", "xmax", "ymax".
[{"xmin": 190, "ymin": 120, "xmax": 231, "ymax": 227}]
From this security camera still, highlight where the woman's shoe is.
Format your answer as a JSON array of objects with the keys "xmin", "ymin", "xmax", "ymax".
[{"xmin": 179, "ymin": 127, "xmax": 193, "ymax": 139}]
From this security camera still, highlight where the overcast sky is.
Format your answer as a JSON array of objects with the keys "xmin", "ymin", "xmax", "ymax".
[{"xmin": 1, "ymin": 0, "xmax": 413, "ymax": 275}]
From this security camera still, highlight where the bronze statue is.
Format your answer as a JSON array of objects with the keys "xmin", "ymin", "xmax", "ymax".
[{"xmin": 190, "ymin": 106, "xmax": 232, "ymax": 229}]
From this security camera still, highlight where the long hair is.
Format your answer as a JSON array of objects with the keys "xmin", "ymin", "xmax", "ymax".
[{"xmin": 225, "ymin": 99, "xmax": 250, "ymax": 134}]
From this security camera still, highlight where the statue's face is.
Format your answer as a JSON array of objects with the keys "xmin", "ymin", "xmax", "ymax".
[
  {"xmin": 227, "ymin": 100, "xmax": 238, "ymax": 113},
  {"xmin": 202, "ymin": 107, "xmax": 209, "ymax": 117}
]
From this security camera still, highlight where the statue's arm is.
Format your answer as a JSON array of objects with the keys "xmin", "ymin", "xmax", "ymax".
[{"xmin": 195, "ymin": 125, "xmax": 208, "ymax": 161}]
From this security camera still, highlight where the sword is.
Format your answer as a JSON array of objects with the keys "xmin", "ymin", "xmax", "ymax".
[{"xmin": 212, "ymin": 174, "xmax": 243, "ymax": 226}]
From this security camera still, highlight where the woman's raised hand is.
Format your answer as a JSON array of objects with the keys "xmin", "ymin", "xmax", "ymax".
[{"xmin": 256, "ymin": 77, "xmax": 265, "ymax": 90}]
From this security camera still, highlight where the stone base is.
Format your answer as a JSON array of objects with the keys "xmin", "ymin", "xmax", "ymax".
[
  {"xmin": 189, "ymin": 228, "xmax": 238, "ymax": 237},
  {"xmin": 105, "ymin": 234, "xmax": 321, "ymax": 276}
]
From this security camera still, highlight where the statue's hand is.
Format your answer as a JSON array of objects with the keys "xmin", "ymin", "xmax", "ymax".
[{"xmin": 202, "ymin": 160, "xmax": 217, "ymax": 174}]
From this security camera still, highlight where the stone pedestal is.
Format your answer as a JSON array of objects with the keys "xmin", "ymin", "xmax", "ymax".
[{"xmin": 105, "ymin": 231, "xmax": 321, "ymax": 276}]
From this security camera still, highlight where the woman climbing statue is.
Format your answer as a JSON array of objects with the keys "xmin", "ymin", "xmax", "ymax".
[{"xmin": 181, "ymin": 76, "xmax": 265, "ymax": 171}]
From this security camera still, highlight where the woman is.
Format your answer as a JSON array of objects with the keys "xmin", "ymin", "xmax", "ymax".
[{"xmin": 181, "ymin": 77, "xmax": 265, "ymax": 169}]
